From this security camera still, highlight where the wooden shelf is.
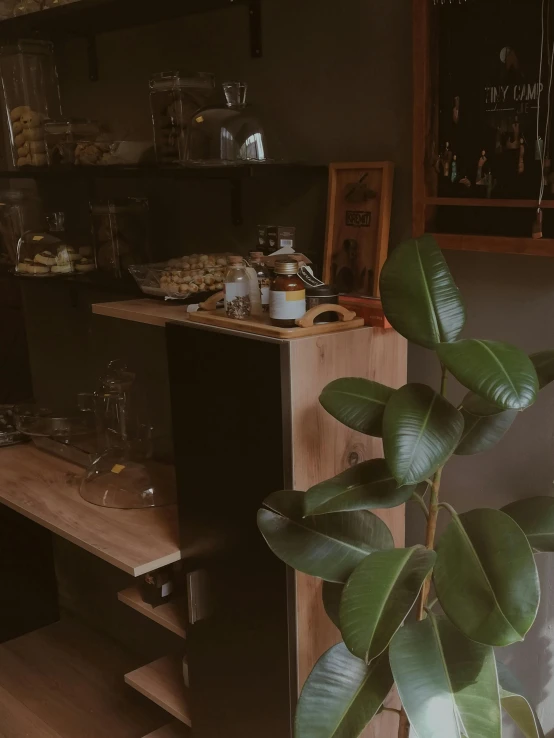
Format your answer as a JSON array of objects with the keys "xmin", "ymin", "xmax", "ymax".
[
  {"xmin": 434, "ymin": 233, "xmax": 554, "ymax": 257},
  {"xmin": 0, "ymin": 445, "xmax": 221, "ymax": 576},
  {"xmin": 93, "ymin": 299, "xmax": 192, "ymax": 327},
  {"xmin": 125, "ymin": 655, "xmax": 191, "ymax": 726},
  {"xmin": 143, "ymin": 724, "xmax": 190, "ymax": 738},
  {"xmin": 425, "ymin": 196, "xmax": 554, "ymax": 209},
  {"xmin": 118, "ymin": 586, "xmax": 187, "ymax": 639},
  {"xmin": 0, "ymin": 617, "xmax": 165, "ymax": 737}
]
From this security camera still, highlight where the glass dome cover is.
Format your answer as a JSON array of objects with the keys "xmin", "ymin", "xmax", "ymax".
[{"xmin": 186, "ymin": 81, "xmax": 270, "ymax": 166}]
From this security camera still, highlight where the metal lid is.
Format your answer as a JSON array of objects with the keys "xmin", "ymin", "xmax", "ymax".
[
  {"xmin": 306, "ymin": 284, "xmax": 338, "ymax": 297},
  {"xmin": 274, "ymin": 258, "xmax": 299, "ymax": 275}
]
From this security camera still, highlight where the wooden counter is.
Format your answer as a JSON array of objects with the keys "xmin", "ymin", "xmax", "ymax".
[{"xmin": 0, "ymin": 445, "xmax": 219, "ymax": 576}]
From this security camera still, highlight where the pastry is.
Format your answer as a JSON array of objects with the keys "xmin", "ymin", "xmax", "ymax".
[
  {"xmin": 75, "ymin": 259, "xmax": 95, "ymax": 273},
  {"xmin": 14, "ymin": 133, "xmax": 26, "ymax": 148},
  {"xmin": 12, "ymin": 122, "xmax": 23, "ymax": 136},
  {"xmin": 27, "ymin": 263, "xmax": 50, "ymax": 275},
  {"xmin": 17, "ymin": 155, "xmax": 31, "ymax": 167},
  {"xmin": 23, "ymin": 127, "xmax": 44, "ymax": 142},
  {"xmin": 10, "ymin": 106, "xmax": 31, "ymax": 122},
  {"xmin": 51, "ymin": 263, "xmax": 73, "ymax": 274},
  {"xmin": 65, "ymin": 247, "xmax": 80, "ymax": 262},
  {"xmin": 20, "ymin": 110, "xmax": 42, "ymax": 129},
  {"xmin": 35, "ymin": 250, "xmax": 56, "ymax": 266}
]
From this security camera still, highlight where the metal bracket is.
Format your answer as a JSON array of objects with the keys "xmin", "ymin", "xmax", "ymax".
[
  {"xmin": 87, "ymin": 35, "xmax": 99, "ymax": 82},
  {"xmin": 249, "ymin": 0, "xmax": 262, "ymax": 58},
  {"xmin": 230, "ymin": 179, "xmax": 243, "ymax": 226}
]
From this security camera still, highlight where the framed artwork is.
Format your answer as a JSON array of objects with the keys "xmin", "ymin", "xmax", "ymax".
[{"xmin": 323, "ymin": 162, "xmax": 394, "ymax": 299}]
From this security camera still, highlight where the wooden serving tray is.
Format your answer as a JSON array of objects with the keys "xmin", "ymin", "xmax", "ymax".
[{"xmin": 188, "ymin": 309, "xmax": 365, "ymax": 339}]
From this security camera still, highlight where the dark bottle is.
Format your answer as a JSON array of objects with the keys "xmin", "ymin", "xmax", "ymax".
[{"xmin": 269, "ymin": 258, "xmax": 306, "ymax": 328}]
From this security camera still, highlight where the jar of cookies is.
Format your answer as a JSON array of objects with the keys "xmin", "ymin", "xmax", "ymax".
[
  {"xmin": 149, "ymin": 71, "xmax": 215, "ymax": 164},
  {"xmin": 0, "ymin": 40, "xmax": 62, "ymax": 169}
]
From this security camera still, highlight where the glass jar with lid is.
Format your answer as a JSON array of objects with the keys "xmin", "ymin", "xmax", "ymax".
[
  {"xmin": 0, "ymin": 189, "xmax": 41, "ymax": 267},
  {"xmin": 224, "ymin": 255, "xmax": 251, "ymax": 319},
  {"xmin": 44, "ymin": 118, "xmax": 100, "ymax": 166},
  {"xmin": 0, "ymin": 40, "xmax": 62, "ymax": 169},
  {"xmin": 91, "ymin": 198, "xmax": 150, "ymax": 278},
  {"xmin": 186, "ymin": 81, "xmax": 270, "ymax": 166},
  {"xmin": 270, "ymin": 258, "xmax": 306, "ymax": 328},
  {"xmin": 149, "ymin": 71, "xmax": 215, "ymax": 165}
]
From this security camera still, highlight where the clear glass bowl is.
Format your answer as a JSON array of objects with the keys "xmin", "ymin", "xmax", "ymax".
[
  {"xmin": 14, "ymin": 404, "xmax": 94, "ymax": 438},
  {"xmin": 186, "ymin": 81, "xmax": 270, "ymax": 166},
  {"xmin": 44, "ymin": 118, "xmax": 100, "ymax": 166}
]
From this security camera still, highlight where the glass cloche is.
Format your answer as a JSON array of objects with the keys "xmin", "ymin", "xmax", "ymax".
[{"xmin": 186, "ymin": 81, "xmax": 270, "ymax": 166}]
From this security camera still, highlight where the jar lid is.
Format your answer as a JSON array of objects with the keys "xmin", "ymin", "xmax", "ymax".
[
  {"xmin": 274, "ymin": 258, "xmax": 299, "ymax": 275},
  {"xmin": 306, "ymin": 284, "xmax": 338, "ymax": 297}
]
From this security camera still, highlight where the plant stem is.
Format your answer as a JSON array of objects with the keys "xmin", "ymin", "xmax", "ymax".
[{"xmin": 411, "ymin": 492, "xmax": 429, "ymax": 519}]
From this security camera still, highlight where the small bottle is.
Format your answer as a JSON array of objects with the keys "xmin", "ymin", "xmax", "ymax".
[
  {"xmin": 249, "ymin": 251, "xmax": 271, "ymax": 313},
  {"xmin": 270, "ymin": 259, "xmax": 306, "ymax": 328},
  {"xmin": 224, "ymin": 255, "xmax": 251, "ymax": 320}
]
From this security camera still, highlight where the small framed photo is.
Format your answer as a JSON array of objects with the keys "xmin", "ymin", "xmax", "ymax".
[{"xmin": 323, "ymin": 162, "xmax": 394, "ymax": 299}]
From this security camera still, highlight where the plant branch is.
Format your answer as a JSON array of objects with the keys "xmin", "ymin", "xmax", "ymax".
[
  {"xmin": 438, "ymin": 501, "xmax": 457, "ymax": 518},
  {"xmin": 411, "ymin": 492, "xmax": 429, "ymax": 519}
]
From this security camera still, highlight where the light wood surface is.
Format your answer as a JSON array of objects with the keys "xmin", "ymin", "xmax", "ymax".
[
  {"xmin": 125, "ymin": 655, "xmax": 190, "ymax": 726},
  {"xmin": 142, "ymin": 723, "xmax": 190, "ymax": 738},
  {"xmin": 426, "ymin": 196, "xmax": 554, "ymax": 209},
  {"xmin": 435, "ymin": 232, "xmax": 554, "ymax": 257},
  {"xmin": 189, "ymin": 308, "xmax": 365, "ymax": 338},
  {"xmin": 93, "ymin": 299, "xmax": 192, "ymax": 327},
  {"xmin": 0, "ymin": 618, "xmax": 164, "ymax": 737},
  {"xmin": 288, "ymin": 328, "xmax": 407, "ymax": 738},
  {"xmin": 0, "ymin": 445, "xmax": 220, "ymax": 576},
  {"xmin": 118, "ymin": 587, "xmax": 187, "ymax": 639}
]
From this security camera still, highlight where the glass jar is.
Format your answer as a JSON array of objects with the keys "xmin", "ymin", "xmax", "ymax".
[
  {"xmin": 91, "ymin": 198, "xmax": 150, "ymax": 278},
  {"xmin": 0, "ymin": 40, "xmax": 62, "ymax": 169},
  {"xmin": 186, "ymin": 81, "xmax": 270, "ymax": 166},
  {"xmin": 149, "ymin": 71, "xmax": 215, "ymax": 165},
  {"xmin": 47, "ymin": 210, "xmax": 95, "ymax": 274},
  {"xmin": 270, "ymin": 259, "xmax": 306, "ymax": 328},
  {"xmin": 44, "ymin": 118, "xmax": 100, "ymax": 166},
  {"xmin": 0, "ymin": 189, "xmax": 41, "ymax": 266},
  {"xmin": 249, "ymin": 251, "xmax": 270, "ymax": 313},
  {"xmin": 224, "ymin": 255, "xmax": 251, "ymax": 319}
]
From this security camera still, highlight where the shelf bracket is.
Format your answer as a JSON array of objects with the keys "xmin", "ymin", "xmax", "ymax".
[
  {"xmin": 230, "ymin": 179, "xmax": 243, "ymax": 226},
  {"xmin": 249, "ymin": 0, "xmax": 262, "ymax": 58},
  {"xmin": 87, "ymin": 35, "xmax": 99, "ymax": 82}
]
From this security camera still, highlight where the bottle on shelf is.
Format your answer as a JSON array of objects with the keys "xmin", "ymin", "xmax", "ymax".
[
  {"xmin": 224, "ymin": 256, "xmax": 252, "ymax": 320},
  {"xmin": 269, "ymin": 258, "xmax": 306, "ymax": 328},
  {"xmin": 249, "ymin": 251, "xmax": 270, "ymax": 313}
]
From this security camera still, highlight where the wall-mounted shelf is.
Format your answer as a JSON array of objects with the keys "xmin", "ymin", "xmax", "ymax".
[
  {"xmin": 426, "ymin": 197, "xmax": 554, "ymax": 209},
  {"xmin": 143, "ymin": 724, "xmax": 190, "ymax": 738},
  {"xmin": 434, "ymin": 233, "xmax": 554, "ymax": 257},
  {"xmin": 0, "ymin": 617, "xmax": 165, "ymax": 737},
  {"xmin": 118, "ymin": 586, "xmax": 187, "ymax": 639},
  {"xmin": 0, "ymin": 445, "xmax": 221, "ymax": 576},
  {"xmin": 125, "ymin": 655, "xmax": 191, "ymax": 726}
]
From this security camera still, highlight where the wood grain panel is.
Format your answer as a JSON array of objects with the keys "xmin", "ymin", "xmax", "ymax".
[
  {"xmin": 435, "ymin": 232, "xmax": 554, "ymax": 257},
  {"xmin": 0, "ymin": 445, "xmax": 221, "ymax": 576},
  {"xmin": 93, "ymin": 299, "xmax": 192, "ymax": 328},
  {"xmin": 289, "ymin": 328, "xmax": 406, "ymax": 738},
  {"xmin": 125, "ymin": 655, "xmax": 190, "ymax": 726},
  {"xmin": 142, "ymin": 723, "xmax": 189, "ymax": 738},
  {"xmin": 118, "ymin": 587, "xmax": 187, "ymax": 639}
]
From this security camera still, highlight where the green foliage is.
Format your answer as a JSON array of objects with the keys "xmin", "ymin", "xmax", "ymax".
[{"xmin": 256, "ymin": 235, "xmax": 552, "ymax": 738}]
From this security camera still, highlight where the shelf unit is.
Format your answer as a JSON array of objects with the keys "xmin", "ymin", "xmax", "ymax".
[
  {"xmin": 118, "ymin": 586, "xmax": 187, "ymax": 639},
  {"xmin": 125, "ymin": 655, "xmax": 191, "ymax": 726},
  {"xmin": 143, "ymin": 724, "xmax": 190, "ymax": 738},
  {"xmin": 0, "ymin": 618, "xmax": 165, "ymax": 737},
  {"xmin": 0, "ymin": 445, "xmax": 221, "ymax": 576}
]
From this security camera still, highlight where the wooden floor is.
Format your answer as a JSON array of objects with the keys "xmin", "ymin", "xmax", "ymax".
[{"xmin": 0, "ymin": 618, "xmax": 169, "ymax": 738}]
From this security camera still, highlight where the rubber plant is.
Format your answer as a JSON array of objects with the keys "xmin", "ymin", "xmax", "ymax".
[{"xmin": 257, "ymin": 235, "xmax": 554, "ymax": 738}]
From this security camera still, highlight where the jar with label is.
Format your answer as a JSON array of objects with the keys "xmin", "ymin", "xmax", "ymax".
[
  {"xmin": 224, "ymin": 256, "xmax": 251, "ymax": 320},
  {"xmin": 249, "ymin": 251, "xmax": 270, "ymax": 313},
  {"xmin": 270, "ymin": 259, "xmax": 306, "ymax": 328}
]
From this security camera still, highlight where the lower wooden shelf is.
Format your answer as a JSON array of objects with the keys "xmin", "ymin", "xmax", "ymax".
[
  {"xmin": 0, "ymin": 617, "xmax": 165, "ymax": 737},
  {"xmin": 125, "ymin": 655, "xmax": 191, "ymax": 726},
  {"xmin": 118, "ymin": 586, "xmax": 187, "ymax": 639},
  {"xmin": 433, "ymin": 232, "xmax": 554, "ymax": 257},
  {"xmin": 143, "ymin": 722, "xmax": 190, "ymax": 738}
]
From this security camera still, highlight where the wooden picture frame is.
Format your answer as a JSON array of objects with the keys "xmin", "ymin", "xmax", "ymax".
[{"xmin": 323, "ymin": 162, "xmax": 394, "ymax": 299}]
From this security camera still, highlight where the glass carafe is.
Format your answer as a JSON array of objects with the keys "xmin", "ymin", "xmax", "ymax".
[
  {"xmin": 186, "ymin": 81, "xmax": 270, "ymax": 166},
  {"xmin": 79, "ymin": 360, "xmax": 176, "ymax": 509}
]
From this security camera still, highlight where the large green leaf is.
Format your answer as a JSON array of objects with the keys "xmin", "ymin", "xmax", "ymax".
[
  {"xmin": 502, "ymin": 497, "xmax": 554, "ymax": 552},
  {"xmin": 322, "ymin": 582, "xmax": 343, "ymax": 628},
  {"xmin": 456, "ymin": 392, "xmax": 518, "ymax": 456},
  {"xmin": 340, "ymin": 546, "xmax": 436, "ymax": 663},
  {"xmin": 382, "ymin": 383, "xmax": 464, "ymax": 486},
  {"xmin": 497, "ymin": 660, "xmax": 545, "ymax": 738},
  {"xmin": 379, "ymin": 235, "xmax": 466, "ymax": 349},
  {"xmin": 304, "ymin": 459, "xmax": 415, "ymax": 516},
  {"xmin": 437, "ymin": 340, "xmax": 539, "ymax": 410},
  {"xmin": 257, "ymin": 490, "xmax": 393, "ymax": 583},
  {"xmin": 295, "ymin": 644, "xmax": 393, "ymax": 738},
  {"xmin": 390, "ymin": 614, "xmax": 501, "ymax": 738},
  {"xmin": 319, "ymin": 378, "xmax": 394, "ymax": 438},
  {"xmin": 434, "ymin": 509, "xmax": 539, "ymax": 646},
  {"xmin": 531, "ymin": 350, "xmax": 554, "ymax": 389}
]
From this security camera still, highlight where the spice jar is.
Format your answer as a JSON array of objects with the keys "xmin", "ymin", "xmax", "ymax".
[
  {"xmin": 306, "ymin": 284, "xmax": 339, "ymax": 324},
  {"xmin": 249, "ymin": 251, "xmax": 270, "ymax": 313},
  {"xmin": 270, "ymin": 259, "xmax": 306, "ymax": 328},
  {"xmin": 224, "ymin": 256, "xmax": 251, "ymax": 320}
]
